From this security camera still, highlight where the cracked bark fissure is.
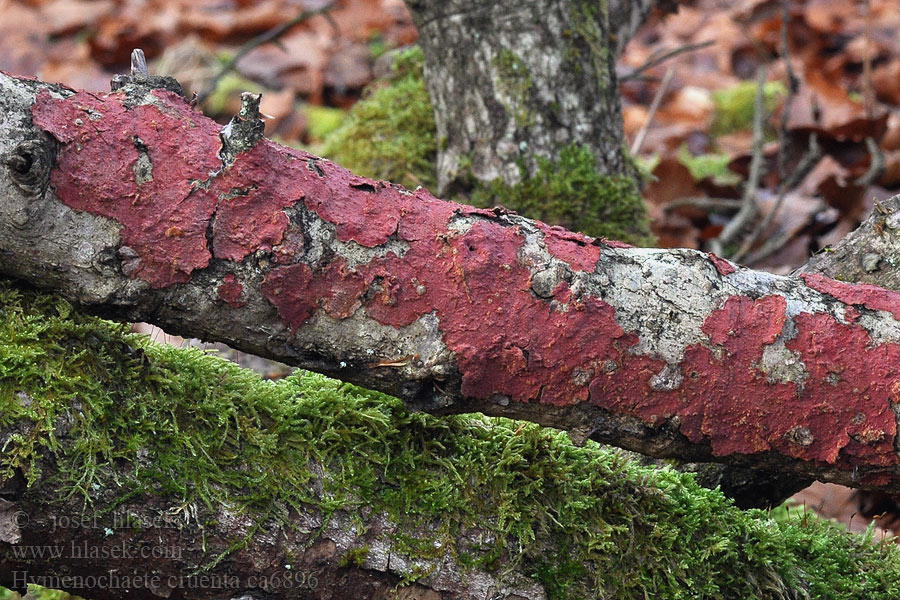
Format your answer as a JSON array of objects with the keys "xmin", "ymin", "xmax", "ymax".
[{"xmin": 3, "ymin": 73, "xmax": 900, "ymax": 492}]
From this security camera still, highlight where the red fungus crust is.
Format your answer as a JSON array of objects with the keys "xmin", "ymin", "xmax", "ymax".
[
  {"xmin": 31, "ymin": 89, "xmax": 335, "ymax": 287},
  {"xmin": 707, "ymin": 252, "xmax": 736, "ymax": 276},
  {"xmin": 32, "ymin": 89, "xmax": 223, "ymax": 288},
  {"xmin": 29, "ymin": 88, "xmax": 900, "ymax": 469},
  {"xmin": 600, "ymin": 238, "xmax": 633, "ymax": 249},
  {"xmin": 261, "ymin": 259, "xmax": 368, "ymax": 330},
  {"xmin": 593, "ymin": 295, "xmax": 898, "ymax": 466},
  {"xmin": 801, "ymin": 273, "xmax": 900, "ymax": 321},
  {"xmin": 203, "ymin": 140, "xmax": 306, "ymax": 262},
  {"xmin": 535, "ymin": 224, "xmax": 600, "ymax": 272},
  {"xmin": 217, "ymin": 274, "xmax": 245, "ymax": 308}
]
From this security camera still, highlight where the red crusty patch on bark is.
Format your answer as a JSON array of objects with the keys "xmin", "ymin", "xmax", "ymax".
[
  {"xmin": 32, "ymin": 89, "xmax": 223, "ymax": 288},
  {"xmin": 801, "ymin": 273, "xmax": 900, "ymax": 321},
  {"xmin": 204, "ymin": 141, "xmax": 307, "ymax": 261},
  {"xmin": 217, "ymin": 274, "xmax": 246, "ymax": 308},
  {"xmin": 600, "ymin": 238, "xmax": 633, "ymax": 248},
  {"xmin": 302, "ymin": 165, "xmax": 404, "ymax": 247},
  {"xmin": 785, "ymin": 312, "xmax": 898, "ymax": 467},
  {"xmin": 261, "ymin": 259, "xmax": 368, "ymax": 331},
  {"xmin": 707, "ymin": 252, "xmax": 736, "ymax": 276},
  {"xmin": 379, "ymin": 221, "xmax": 627, "ymax": 405},
  {"xmin": 593, "ymin": 295, "xmax": 791, "ymax": 456},
  {"xmin": 591, "ymin": 294, "xmax": 898, "ymax": 467},
  {"xmin": 31, "ymin": 90, "xmax": 317, "ymax": 287},
  {"xmin": 259, "ymin": 262, "xmax": 315, "ymax": 329},
  {"xmin": 267, "ymin": 192, "xmax": 632, "ymax": 405},
  {"xmin": 536, "ymin": 223, "xmax": 600, "ymax": 272},
  {"xmin": 361, "ymin": 217, "xmax": 634, "ymax": 405}
]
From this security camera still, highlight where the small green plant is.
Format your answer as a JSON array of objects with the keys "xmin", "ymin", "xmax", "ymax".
[
  {"xmin": 711, "ymin": 80, "xmax": 786, "ymax": 136},
  {"xmin": 339, "ymin": 545, "xmax": 370, "ymax": 568},
  {"xmin": 301, "ymin": 104, "xmax": 346, "ymax": 143},
  {"xmin": 677, "ymin": 145, "xmax": 741, "ymax": 186}
]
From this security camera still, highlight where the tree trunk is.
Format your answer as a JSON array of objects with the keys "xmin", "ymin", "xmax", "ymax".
[
  {"xmin": 404, "ymin": 0, "xmax": 634, "ymax": 196},
  {"xmin": 5, "ymin": 72, "xmax": 900, "ymax": 493}
]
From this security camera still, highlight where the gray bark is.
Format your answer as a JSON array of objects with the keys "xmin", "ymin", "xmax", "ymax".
[{"xmin": 404, "ymin": 0, "xmax": 634, "ymax": 195}]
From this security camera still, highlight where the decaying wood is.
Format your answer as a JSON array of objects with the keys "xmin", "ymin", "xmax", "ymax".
[{"xmin": 4, "ymin": 71, "xmax": 900, "ymax": 495}]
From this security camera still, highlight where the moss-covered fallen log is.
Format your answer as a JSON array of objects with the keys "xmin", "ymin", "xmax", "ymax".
[{"xmin": 2, "ymin": 279, "xmax": 900, "ymax": 599}]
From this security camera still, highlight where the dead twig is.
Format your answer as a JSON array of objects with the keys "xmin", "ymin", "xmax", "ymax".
[
  {"xmin": 854, "ymin": 136, "xmax": 885, "ymax": 187},
  {"xmin": 862, "ymin": 0, "xmax": 875, "ymax": 120},
  {"xmin": 630, "ymin": 68, "xmax": 673, "ymax": 155},
  {"xmin": 664, "ymin": 197, "xmax": 744, "ymax": 212},
  {"xmin": 196, "ymin": 1, "xmax": 338, "ymax": 105},
  {"xmin": 710, "ymin": 66, "xmax": 767, "ymax": 256},
  {"xmin": 734, "ymin": 133, "xmax": 821, "ymax": 263},
  {"xmin": 776, "ymin": 1, "xmax": 799, "ymax": 184},
  {"xmin": 620, "ymin": 40, "xmax": 715, "ymax": 82},
  {"xmin": 742, "ymin": 200, "xmax": 828, "ymax": 265},
  {"xmin": 734, "ymin": 4, "xmax": 823, "ymax": 264}
]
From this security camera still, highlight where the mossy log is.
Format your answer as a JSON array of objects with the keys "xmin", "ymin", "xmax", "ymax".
[{"xmin": 3, "ymin": 279, "xmax": 900, "ymax": 600}]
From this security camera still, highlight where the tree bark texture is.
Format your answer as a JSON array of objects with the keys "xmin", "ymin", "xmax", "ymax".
[
  {"xmin": 4, "ymin": 72, "xmax": 900, "ymax": 492},
  {"xmin": 403, "ymin": 0, "xmax": 634, "ymax": 195}
]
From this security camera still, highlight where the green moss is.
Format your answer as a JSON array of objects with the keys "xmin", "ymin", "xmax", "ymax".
[
  {"xmin": 202, "ymin": 72, "xmax": 264, "ymax": 117},
  {"xmin": 5, "ymin": 278, "xmax": 900, "ymax": 598},
  {"xmin": 301, "ymin": 104, "xmax": 346, "ymax": 143},
  {"xmin": 677, "ymin": 145, "xmax": 741, "ymax": 186},
  {"xmin": 491, "ymin": 49, "xmax": 534, "ymax": 127},
  {"xmin": 368, "ymin": 32, "xmax": 389, "ymax": 61},
  {"xmin": 339, "ymin": 545, "xmax": 369, "ymax": 568},
  {"xmin": 471, "ymin": 144, "xmax": 654, "ymax": 246},
  {"xmin": 319, "ymin": 46, "xmax": 438, "ymax": 191},
  {"xmin": 0, "ymin": 588, "xmax": 82, "ymax": 600},
  {"xmin": 567, "ymin": 1, "xmax": 610, "ymax": 87},
  {"xmin": 711, "ymin": 80, "xmax": 786, "ymax": 136}
]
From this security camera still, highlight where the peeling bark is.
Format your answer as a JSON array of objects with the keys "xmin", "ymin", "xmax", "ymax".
[{"xmin": 4, "ymin": 72, "xmax": 900, "ymax": 492}]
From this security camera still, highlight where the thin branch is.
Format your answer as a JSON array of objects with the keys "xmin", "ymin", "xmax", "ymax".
[
  {"xmin": 854, "ymin": 136, "xmax": 885, "ymax": 187},
  {"xmin": 664, "ymin": 197, "xmax": 744, "ymax": 212},
  {"xmin": 734, "ymin": 133, "xmax": 821, "ymax": 263},
  {"xmin": 196, "ymin": 1, "xmax": 338, "ymax": 105},
  {"xmin": 620, "ymin": 40, "xmax": 715, "ymax": 82},
  {"xmin": 630, "ymin": 68, "xmax": 673, "ymax": 155},
  {"xmin": 733, "ymin": 2, "xmax": 813, "ymax": 264},
  {"xmin": 710, "ymin": 66, "xmax": 767, "ymax": 256},
  {"xmin": 776, "ymin": 1, "xmax": 799, "ymax": 184},
  {"xmin": 742, "ymin": 200, "xmax": 828, "ymax": 265},
  {"xmin": 862, "ymin": 0, "xmax": 875, "ymax": 120}
]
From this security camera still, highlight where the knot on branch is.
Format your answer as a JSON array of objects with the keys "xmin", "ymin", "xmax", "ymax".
[{"xmin": 2, "ymin": 137, "xmax": 56, "ymax": 199}]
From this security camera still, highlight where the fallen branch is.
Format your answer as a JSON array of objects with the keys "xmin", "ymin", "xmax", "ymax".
[{"xmin": 5, "ymin": 72, "xmax": 900, "ymax": 492}]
